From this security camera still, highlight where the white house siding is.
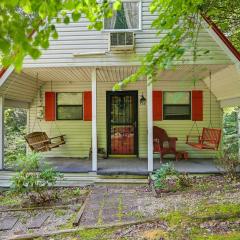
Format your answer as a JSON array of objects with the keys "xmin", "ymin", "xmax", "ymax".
[
  {"xmin": 23, "ymin": 0, "xmax": 232, "ymax": 68},
  {"xmin": 29, "ymin": 80, "xmax": 92, "ymax": 157},
  {"xmin": 0, "ymin": 72, "xmax": 40, "ymax": 104},
  {"xmin": 153, "ymin": 79, "xmax": 222, "ymax": 159},
  {"xmin": 28, "ymin": 76, "xmax": 222, "ymax": 159}
]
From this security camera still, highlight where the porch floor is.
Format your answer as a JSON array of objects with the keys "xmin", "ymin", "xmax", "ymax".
[{"xmin": 44, "ymin": 157, "xmax": 221, "ymax": 175}]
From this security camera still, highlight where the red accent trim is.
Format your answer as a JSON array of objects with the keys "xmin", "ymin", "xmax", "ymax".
[
  {"xmin": 84, "ymin": 91, "xmax": 92, "ymax": 121},
  {"xmin": 152, "ymin": 91, "xmax": 163, "ymax": 121},
  {"xmin": 203, "ymin": 15, "xmax": 240, "ymax": 62},
  {"xmin": 45, "ymin": 92, "xmax": 56, "ymax": 121},
  {"xmin": 0, "ymin": 68, "xmax": 7, "ymax": 78},
  {"xmin": 192, "ymin": 90, "xmax": 203, "ymax": 121}
]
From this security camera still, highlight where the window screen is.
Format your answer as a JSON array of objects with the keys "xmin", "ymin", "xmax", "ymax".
[
  {"xmin": 57, "ymin": 93, "xmax": 83, "ymax": 120},
  {"xmin": 163, "ymin": 92, "xmax": 191, "ymax": 120}
]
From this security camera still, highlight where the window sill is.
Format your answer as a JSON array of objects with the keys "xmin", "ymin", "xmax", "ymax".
[{"xmin": 101, "ymin": 29, "xmax": 143, "ymax": 33}]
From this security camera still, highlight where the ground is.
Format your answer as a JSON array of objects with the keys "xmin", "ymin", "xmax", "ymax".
[{"xmin": 1, "ymin": 176, "xmax": 240, "ymax": 239}]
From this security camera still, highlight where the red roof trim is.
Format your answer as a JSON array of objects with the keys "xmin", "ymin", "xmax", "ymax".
[
  {"xmin": 0, "ymin": 68, "xmax": 7, "ymax": 78},
  {"xmin": 203, "ymin": 15, "xmax": 240, "ymax": 62}
]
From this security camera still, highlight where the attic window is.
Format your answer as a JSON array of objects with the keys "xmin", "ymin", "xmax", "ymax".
[{"xmin": 104, "ymin": 1, "xmax": 140, "ymax": 30}]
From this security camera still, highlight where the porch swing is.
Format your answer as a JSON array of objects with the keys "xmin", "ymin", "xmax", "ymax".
[
  {"xmin": 25, "ymin": 78, "xmax": 66, "ymax": 152},
  {"xmin": 186, "ymin": 71, "xmax": 222, "ymax": 150}
]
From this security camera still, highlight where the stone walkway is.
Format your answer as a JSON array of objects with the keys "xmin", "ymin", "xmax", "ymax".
[{"xmin": 80, "ymin": 185, "xmax": 150, "ymax": 226}]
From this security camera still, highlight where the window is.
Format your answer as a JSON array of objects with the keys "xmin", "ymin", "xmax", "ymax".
[
  {"xmin": 57, "ymin": 93, "xmax": 83, "ymax": 120},
  {"xmin": 104, "ymin": 2, "xmax": 140, "ymax": 30},
  {"xmin": 163, "ymin": 92, "xmax": 191, "ymax": 120}
]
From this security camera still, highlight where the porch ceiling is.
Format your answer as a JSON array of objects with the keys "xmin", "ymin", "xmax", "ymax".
[{"xmin": 22, "ymin": 64, "xmax": 228, "ymax": 83}]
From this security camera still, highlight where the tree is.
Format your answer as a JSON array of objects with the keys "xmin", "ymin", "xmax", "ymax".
[{"xmin": 0, "ymin": 0, "xmax": 121, "ymax": 71}]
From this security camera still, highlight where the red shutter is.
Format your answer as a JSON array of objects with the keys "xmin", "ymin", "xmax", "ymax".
[
  {"xmin": 84, "ymin": 91, "xmax": 92, "ymax": 121},
  {"xmin": 192, "ymin": 90, "xmax": 203, "ymax": 121},
  {"xmin": 45, "ymin": 92, "xmax": 56, "ymax": 121},
  {"xmin": 152, "ymin": 91, "xmax": 162, "ymax": 121}
]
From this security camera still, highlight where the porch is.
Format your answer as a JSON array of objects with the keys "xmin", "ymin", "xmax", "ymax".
[
  {"xmin": 43, "ymin": 157, "xmax": 221, "ymax": 175},
  {"xmin": 0, "ymin": 64, "xmax": 239, "ymax": 174}
]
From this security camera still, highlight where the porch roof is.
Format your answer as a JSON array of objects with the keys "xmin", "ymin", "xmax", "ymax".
[{"xmin": 0, "ymin": 63, "xmax": 239, "ymax": 108}]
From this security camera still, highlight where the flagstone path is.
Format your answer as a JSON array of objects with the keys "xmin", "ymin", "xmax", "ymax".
[{"xmin": 80, "ymin": 185, "xmax": 151, "ymax": 226}]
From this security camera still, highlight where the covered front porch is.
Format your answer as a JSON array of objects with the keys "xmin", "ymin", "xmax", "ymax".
[{"xmin": 0, "ymin": 64, "xmax": 239, "ymax": 174}]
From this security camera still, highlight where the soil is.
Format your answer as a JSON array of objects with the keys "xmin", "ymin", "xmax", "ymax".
[{"xmin": 2, "ymin": 175, "xmax": 240, "ymax": 240}]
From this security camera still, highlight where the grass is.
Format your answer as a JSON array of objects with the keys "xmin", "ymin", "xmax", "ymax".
[
  {"xmin": 0, "ymin": 191, "xmax": 22, "ymax": 206},
  {"xmin": 159, "ymin": 202, "xmax": 240, "ymax": 239}
]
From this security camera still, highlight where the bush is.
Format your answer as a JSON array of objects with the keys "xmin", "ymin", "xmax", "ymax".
[
  {"xmin": 215, "ymin": 153, "xmax": 240, "ymax": 181},
  {"xmin": 151, "ymin": 163, "xmax": 177, "ymax": 189},
  {"xmin": 11, "ymin": 153, "xmax": 63, "ymax": 203},
  {"xmin": 176, "ymin": 173, "xmax": 192, "ymax": 189},
  {"xmin": 151, "ymin": 164, "xmax": 192, "ymax": 191},
  {"xmin": 4, "ymin": 108, "xmax": 27, "ymax": 169}
]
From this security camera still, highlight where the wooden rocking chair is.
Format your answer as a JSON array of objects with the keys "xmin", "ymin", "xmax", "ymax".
[
  {"xmin": 25, "ymin": 132, "xmax": 66, "ymax": 152},
  {"xmin": 153, "ymin": 126, "xmax": 178, "ymax": 162}
]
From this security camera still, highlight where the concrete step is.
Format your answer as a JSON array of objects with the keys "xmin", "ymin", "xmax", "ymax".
[{"xmin": 0, "ymin": 171, "xmax": 149, "ymax": 187}]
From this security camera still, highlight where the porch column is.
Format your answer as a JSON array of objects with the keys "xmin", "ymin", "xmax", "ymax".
[
  {"xmin": 92, "ymin": 68, "xmax": 97, "ymax": 172},
  {"xmin": 0, "ymin": 96, "xmax": 4, "ymax": 170},
  {"xmin": 147, "ymin": 76, "xmax": 153, "ymax": 172}
]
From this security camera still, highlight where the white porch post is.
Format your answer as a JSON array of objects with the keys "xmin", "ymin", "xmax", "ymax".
[
  {"xmin": 0, "ymin": 96, "xmax": 4, "ymax": 170},
  {"xmin": 147, "ymin": 76, "xmax": 153, "ymax": 172},
  {"xmin": 92, "ymin": 68, "xmax": 97, "ymax": 172}
]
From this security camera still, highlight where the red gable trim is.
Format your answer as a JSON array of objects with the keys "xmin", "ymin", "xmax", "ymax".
[
  {"xmin": 0, "ymin": 68, "xmax": 7, "ymax": 78},
  {"xmin": 203, "ymin": 15, "xmax": 240, "ymax": 62}
]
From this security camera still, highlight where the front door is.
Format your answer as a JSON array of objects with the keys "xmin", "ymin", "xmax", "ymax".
[{"xmin": 107, "ymin": 91, "xmax": 138, "ymax": 156}]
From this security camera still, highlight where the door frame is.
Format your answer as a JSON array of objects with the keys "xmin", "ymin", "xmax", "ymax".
[{"xmin": 106, "ymin": 90, "xmax": 139, "ymax": 157}]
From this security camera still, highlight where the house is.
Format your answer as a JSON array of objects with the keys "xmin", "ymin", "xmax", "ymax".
[{"xmin": 0, "ymin": 0, "xmax": 240, "ymax": 174}]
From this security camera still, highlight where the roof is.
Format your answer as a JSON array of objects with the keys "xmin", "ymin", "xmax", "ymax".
[
  {"xmin": 0, "ymin": 16, "xmax": 240, "ymax": 79},
  {"xmin": 203, "ymin": 16, "xmax": 240, "ymax": 62}
]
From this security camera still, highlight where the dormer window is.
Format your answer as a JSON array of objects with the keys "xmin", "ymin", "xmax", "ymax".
[{"xmin": 104, "ymin": 1, "xmax": 141, "ymax": 31}]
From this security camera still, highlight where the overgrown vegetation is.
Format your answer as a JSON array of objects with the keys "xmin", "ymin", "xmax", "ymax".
[
  {"xmin": 215, "ymin": 107, "xmax": 240, "ymax": 181},
  {"xmin": 11, "ymin": 152, "xmax": 63, "ymax": 204},
  {"xmin": 4, "ymin": 108, "xmax": 27, "ymax": 169},
  {"xmin": 151, "ymin": 163, "xmax": 192, "ymax": 192}
]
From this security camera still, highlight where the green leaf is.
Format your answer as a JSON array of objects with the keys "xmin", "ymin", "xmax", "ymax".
[
  {"xmin": 52, "ymin": 30, "xmax": 58, "ymax": 40},
  {"xmin": 72, "ymin": 11, "xmax": 81, "ymax": 22},
  {"xmin": 113, "ymin": 0, "xmax": 122, "ymax": 11},
  {"xmin": 20, "ymin": 0, "xmax": 32, "ymax": 14},
  {"xmin": 29, "ymin": 48, "xmax": 41, "ymax": 59},
  {"xmin": 63, "ymin": 16, "xmax": 70, "ymax": 24},
  {"xmin": 39, "ymin": 2, "xmax": 48, "ymax": 19}
]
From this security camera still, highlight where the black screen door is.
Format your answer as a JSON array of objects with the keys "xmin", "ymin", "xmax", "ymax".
[{"xmin": 107, "ymin": 91, "xmax": 138, "ymax": 156}]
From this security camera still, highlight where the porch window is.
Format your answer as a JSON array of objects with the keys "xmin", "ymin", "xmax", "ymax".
[
  {"xmin": 56, "ymin": 93, "xmax": 83, "ymax": 120},
  {"xmin": 104, "ymin": 1, "xmax": 140, "ymax": 30},
  {"xmin": 163, "ymin": 92, "xmax": 191, "ymax": 120}
]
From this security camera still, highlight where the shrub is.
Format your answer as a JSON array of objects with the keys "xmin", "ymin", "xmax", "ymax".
[
  {"xmin": 151, "ymin": 163, "xmax": 177, "ymax": 189},
  {"xmin": 11, "ymin": 153, "xmax": 63, "ymax": 203},
  {"xmin": 175, "ymin": 173, "xmax": 192, "ymax": 189},
  {"xmin": 215, "ymin": 153, "xmax": 240, "ymax": 181}
]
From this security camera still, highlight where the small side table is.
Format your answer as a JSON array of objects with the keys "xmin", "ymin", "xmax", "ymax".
[{"xmin": 176, "ymin": 151, "xmax": 189, "ymax": 161}]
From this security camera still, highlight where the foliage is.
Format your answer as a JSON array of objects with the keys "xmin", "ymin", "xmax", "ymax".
[
  {"xmin": 151, "ymin": 163, "xmax": 192, "ymax": 190},
  {"xmin": 0, "ymin": 0, "xmax": 239, "ymax": 82},
  {"xmin": 215, "ymin": 107, "xmax": 240, "ymax": 181},
  {"xmin": 215, "ymin": 153, "xmax": 240, "ymax": 181},
  {"xmin": 151, "ymin": 163, "xmax": 177, "ymax": 189},
  {"xmin": 175, "ymin": 173, "xmax": 192, "ymax": 189},
  {"xmin": 4, "ymin": 108, "xmax": 27, "ymax": 169},
  {"xmin": 0, "ymin": 0, "xmax": 121, "ymax": 70},
  {"xmin": 11, "ymin": 152, "xmax": 63, "ymax": 203},
  {"xmin": 202, "ymin": 0, "xmax": 240, "ymax": 50},
  {"xmin": 222, "ymin": 107, "xmax": 239, "ymax": 155}
]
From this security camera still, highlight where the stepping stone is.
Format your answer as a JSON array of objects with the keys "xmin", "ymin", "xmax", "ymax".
[
  {"xmin": 27, "ymin": 213, "xmax": 50, "ymax": 229},
  {"xmin": 0, "ymin": 217, "xmax": 18, "ymax": 231}
]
